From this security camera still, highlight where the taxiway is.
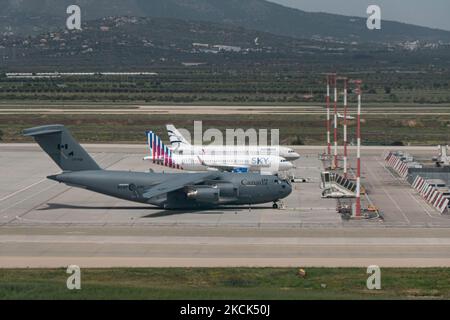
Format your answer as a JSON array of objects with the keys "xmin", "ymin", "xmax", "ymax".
[{"xmin": 1, "ymin": 144, "xmax": 450, "ymax": 267}]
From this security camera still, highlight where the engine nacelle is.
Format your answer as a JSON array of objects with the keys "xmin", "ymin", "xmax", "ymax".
[
  {"xmin": 210, "ymin": 182, "xmax": 237, "ymax": 198},
  {"xmin": 186, "ymin": 186, "xmax": 219, "ymax": 203}
]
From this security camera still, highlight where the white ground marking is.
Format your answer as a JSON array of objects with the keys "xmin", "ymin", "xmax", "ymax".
[
  {"xmin": 0, "ymin": 178, "xmax": 47, "ymax": 202},
  {"xmin": 367, "ymin": 160, "xmax": 411, "ymax": 224},
  {"xmin": 0, "ymin": 182, "xmax": 59, "ymax": 214},
  {"xmin": 0, "ymin": 153, "xmax": 113, "ymax": 218}
]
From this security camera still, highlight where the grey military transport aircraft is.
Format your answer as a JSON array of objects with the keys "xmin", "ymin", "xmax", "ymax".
[{"xmin": 24, "ymin": 125, "xmax": 292, "ymax": 209}]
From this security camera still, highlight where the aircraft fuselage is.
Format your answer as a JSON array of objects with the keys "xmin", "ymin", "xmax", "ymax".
[{"xmin": 49, "ymin": 170, "xmax": 292, "ymax": 209}]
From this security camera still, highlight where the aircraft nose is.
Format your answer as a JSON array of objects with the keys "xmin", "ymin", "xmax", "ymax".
[{"xmin": 282, "ymin": 182, "xmax": 292, "ymax": 197}]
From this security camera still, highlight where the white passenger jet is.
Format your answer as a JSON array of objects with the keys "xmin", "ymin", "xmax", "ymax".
[
  {"xmin": 144, "ymin": 131, "xmax": 294, "ymax": 174},
  {"xmin": 166, "ymin": 124, "xmax": 300, "ymax": 161}
]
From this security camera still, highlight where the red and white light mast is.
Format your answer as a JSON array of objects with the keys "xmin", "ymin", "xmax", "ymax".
[
  {"xmin": 343, "ymin": 78, "xmax": 348, "ymax": 178},
  {"xmin": 355, "ymin": 80, "xmax": 362, "ymax": 217},
  {"xmin": 326, "ymin": 75, "xmax": 331, "ymax": 156},
  {"xmin": 333, "ymin": 75, "xmax": 338, "ymax": 169}
]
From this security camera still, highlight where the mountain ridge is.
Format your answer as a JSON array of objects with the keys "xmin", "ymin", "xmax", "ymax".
[
  {"xmin": 2, "ymin": 15, "xmax": 449, "ymax": 72},
  {"xmin": 1, "ymin": 0, "xmax": 450, "ymax": 43}
]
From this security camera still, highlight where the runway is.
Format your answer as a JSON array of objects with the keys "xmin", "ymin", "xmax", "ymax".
[
  {"xmin": 1, "ymin": 144, "xmax": 450, "ymax": 267},
  {"xmin": 1, "ymin": 104, "xmax": 450, "ymax": 115},
  {"xmin": 2, "ymin": 226, "xmax": 450, "ymax": 267}
]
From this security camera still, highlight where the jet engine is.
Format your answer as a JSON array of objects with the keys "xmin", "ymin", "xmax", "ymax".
[{"xmin": 185, "ymin": 186, "xmax": 219, "ymax": 203}]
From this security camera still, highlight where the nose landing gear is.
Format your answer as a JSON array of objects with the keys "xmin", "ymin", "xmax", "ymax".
[{"xmin": 273, "ymin": 201, "xmax": 285, "ymax": 209}]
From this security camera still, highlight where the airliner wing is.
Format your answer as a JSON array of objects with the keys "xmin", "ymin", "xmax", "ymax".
[
  {"xmin": 204, "ymin": 163, "xmax": 250, "ymax": 172},
  {"xmin": 142, "ymin": 172, "xmax": 220, "ymax": 199},
  {"xmin": 196, "ymin": 156, "xmax": 250, "ymax": 173}
]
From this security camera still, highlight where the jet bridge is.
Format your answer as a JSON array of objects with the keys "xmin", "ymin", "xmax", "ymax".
[
  {"xmin": 320, "ymin": 171, "xmax": 357, "ymax": 198},
  {"xmin": 433, "ymin": 145, "xmax": 450, "ymax": 166}
]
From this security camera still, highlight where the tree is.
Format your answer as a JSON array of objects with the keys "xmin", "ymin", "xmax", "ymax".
[
  {"xmin": 389, "ymin": 93, "xmax": 399, "ymax": 102},
  {"xmin": 291, "ymin": 135, "xmax": 304, "ymax": 145},
  {"xmin": 391, "ymin": 141, "xmax": 404, "ymax": 146}
]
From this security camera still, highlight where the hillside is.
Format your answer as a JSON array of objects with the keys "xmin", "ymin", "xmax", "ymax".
[
  {"xmin": 0, "ymin": 16, "xmax": 352, "ymax": 71},
  {"xmin": 1, "ymin": 15, "xmax": 449, "ymax": 72},
  {"xmin": 1, "ymin": 0, "xmax": 450, "ymax": 43}
]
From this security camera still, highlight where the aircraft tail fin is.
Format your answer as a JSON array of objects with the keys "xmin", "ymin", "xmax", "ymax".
[
  {"xmin": 23, "ymin": 125, "xmax": 101, "ymax": 172},
  {"xmin": 145, "ymin": 131, "xmax": 182, "ymax": 169},
  {"xmin": 166, "ymin": 124, "xmax": 191, "ymax": 147}
]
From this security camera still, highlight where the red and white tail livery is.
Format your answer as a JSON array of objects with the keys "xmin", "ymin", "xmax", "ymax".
[{"xmin": 145, "ymin": 131, "xmax": 181, "ymax": 169}]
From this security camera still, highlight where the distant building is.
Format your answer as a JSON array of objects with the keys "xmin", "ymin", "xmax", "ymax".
[
  {"xmin": 192, "ymin": 43, "xmax": 209, "ymax": 48},
  {"xmin": 212, "ymin": 45, "xmax": 241, "ymax": 52}
]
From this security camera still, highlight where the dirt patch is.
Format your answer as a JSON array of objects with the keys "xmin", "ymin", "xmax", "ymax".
[{"xmin": 401, "ymin": 119, "xmax": 424, "ymax": 128}]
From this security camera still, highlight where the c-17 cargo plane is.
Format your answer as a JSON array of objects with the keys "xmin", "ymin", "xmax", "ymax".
[{"xmin": 24, "ymin": 125, "xmax": 292, "ymax": 209}]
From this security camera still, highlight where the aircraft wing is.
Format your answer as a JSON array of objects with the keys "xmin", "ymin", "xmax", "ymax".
[
  {"xmin": 203, "ymin": 164, "xmax": 250, "ymax": 173},
  {"xmin": 196, "ymin": 156, "xmax": 250, "ymax": 173},
  {"xmin": 142, "ymin": 172, "xmax": 220, "ymax": 199}
]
